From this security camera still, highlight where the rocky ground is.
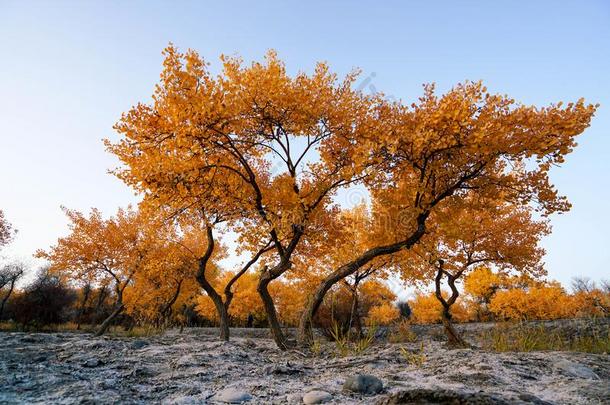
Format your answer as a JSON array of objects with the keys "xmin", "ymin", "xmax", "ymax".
[{"xmin": 0, "ymin": 325, "xmax": 608, "ymax": 404}]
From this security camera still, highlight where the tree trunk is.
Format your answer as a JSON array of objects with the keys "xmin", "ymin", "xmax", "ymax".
[
  {"xmin": 434, "ymin": 263, "xmax": 469, "ymax": 348},
  {"xmin": 0, "ymin": 279, "xmax": 16, "ymax": 320},
  {"xmin": 257, "ymin": 273, "xmax": 287, "ymax": 350},
  {"xmin": 208, "ymin": 294, "xmax": 230, "ymax": 341},
  {"xmin": 94, "ymin": 302, "xmax": 124, "ymax": 337},
  {"xmin": 349, "ymin": 289, "xmax": 362, "ymax": 337},
  {"xmin": 76, "ymin": 285, "xmax": 91, "ymax": 330},
  {"xmin": 160, "ymin": 279, "xmax": 183, "ymax": 326},
  {"xmin": 441, "ymin": 307, "xmax": 468, "ymax": 347},
  {"xmin": 298, "ymin": 214, "xmax": 428, "ymax": 346},
  {"xmin": 94, "ymin": 285, "xmax": 108, "ymax": 324}
]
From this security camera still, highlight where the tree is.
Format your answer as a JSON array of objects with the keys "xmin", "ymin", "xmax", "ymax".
[
  {"xmin": 398, "ymin": 200, "xmax": 548, "ymax": 346},
  {"xmin": 305, "ymin": 203, "xmax": 393, "ymax": 336},
  {"xmin": 122, "ymin": 232, "xmax": 202, "ymax": 328},
  {"xmin": 366, "ymin": 302, "xmax": 400, "ymax": 326},
  {"xmin": 37, "ymin": 207, "xmax": 151, "ymax": 336},
  {"xmin": 0, "ymin": 209, "xmax": 15, "ymax": 251},
  {"xmin": 463, "ymin": 266, "xmax": 504, "ymax": 321},
  {"xmin": 175, "ymin": 209, "xmax": 274, "ymax": 341},
  {"xmin": 298, "ymin": 82, "xmax": 596, "ymax": 346},
  {"xmin": 11, "ymin": 267, "xmax": 76, "ymax": 328},
  {"xmin": 106, "ymin": 46, "xmax": 380, "ymax": 348},
  {"xmin": 409, "ymin": 292, "xmax": 472, "ymax": 324},
  {"xmin": 571, "ymin": 276, "xmax": 596, "ymax": 294},
  {"xmin": 107, "ymin": 46, "xmax": 597, "ymax": 349},
  {"xmin": 74, "ymin": 282, "xmax": 92, "ymax": 330},
  {"xmin": 0, "ymin": 262, "xmax": 25, "ymax": 320},
  {"xmin": 489, "ymin": 282, "xmax": 574, "ymax": 321}
]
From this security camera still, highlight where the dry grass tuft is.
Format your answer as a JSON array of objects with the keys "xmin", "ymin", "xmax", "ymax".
[{"xmin": 481, "ymin": 321, "xmax": 610, "ymax": 354}]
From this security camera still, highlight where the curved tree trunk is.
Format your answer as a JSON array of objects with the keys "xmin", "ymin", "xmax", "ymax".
[
  {"xmin": 159, "ymin": 279, "xmax": 183, "ymax": 327},
  {"xmin": 94, "ymin": 301, "xmax": 124, "ymax": 337},
  {"xmin": 0, "ymin": 279, "xmax": 16, "ymax": 320},
  {"xmin": 434, "ymin": 262, "xmax": 469, "ymax": 348},
  {"xmin": 298, "ymin": 215, "xmax": 428, "ymax": 346},
  {"xmin": 196, "ymin": 224, "xmax": 271, "ymax": 342},
  {"xmin": 94, "ymin": 285, "xmax": 108, "ymax": 324},
  {"xmin": 257, "ymin": 272, "xmax": 287, "ymax": 350},
  {"xmin": 441, "ymin": 307, "xmax": 467, "ymax": 347}
]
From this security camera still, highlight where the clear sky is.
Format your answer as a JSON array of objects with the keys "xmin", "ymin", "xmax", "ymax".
[{"xmin": 1, "ymin": 1, "xmax": 609, "ymax": 288}]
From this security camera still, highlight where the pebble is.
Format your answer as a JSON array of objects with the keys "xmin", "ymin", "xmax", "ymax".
[
  {"xmin": 302, "ymin": 390, "xmax": 332, "ymax": 404},
  {"xmin": 213, "ymin": 388, "xmax": 252, "ymax": 403},
  {"xmin": 343, "ymin": 374, "xmax": 383, "ymax": 394}
]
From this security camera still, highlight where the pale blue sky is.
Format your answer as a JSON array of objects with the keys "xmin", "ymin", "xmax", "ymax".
[{"xmin": 0, "ymin": 1, "xmax": 608, "ymax": 288}]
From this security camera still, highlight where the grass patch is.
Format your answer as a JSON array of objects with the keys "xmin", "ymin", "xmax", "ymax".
[
  {"xmin": 106, "ymin": 325, "xmax": 164, "ymax": 338},
  {"xmin": 400, "ymin": 342, "xmax": 426, "ymax": 366},
  {"xmin": 388, "ymin": 319, "xmax": 418, "ymax": 343},
  {"xmin": 0, "ymin": 321, "xmax": 91, "ymax": 333},
  {"xmin": 327, "ymin": 321, "xmax": 379, "ymax": 357},
  {"xmin": 481, "ymin": 321, "xmax": 610, "ymax": 354},
  {"xmin": 0, "ymin": 321, "xmax": 163, "ymax": 337}
]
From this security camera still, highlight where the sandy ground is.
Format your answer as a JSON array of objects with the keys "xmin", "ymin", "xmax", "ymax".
[{"xmin": 0, "ymin": 327, "xmax": 608, "ymax": 404}]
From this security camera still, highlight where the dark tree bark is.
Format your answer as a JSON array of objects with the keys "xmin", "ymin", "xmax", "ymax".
[
  {"xmin": 196, "ymin": 223, "xmax": 272, "ymax": 342},
  {"xmin": 94, "ymin": 300, "xmax": 124, "ymax": 337},
  {"xmin": 434, "ymin": 261, "xmax": 469, "ymax": 348},
  {"xmin": 257, "ymin": 268, "xmax": 288, "ymax": 349},
  {"xmin": 159, "ymin": 278, "xmax": 183, "ymax": 326},
  {"xmin": 0, "ymin": 277, "xmax": 17, "ymax": 320},
  {"xmin": 94, "ymin": 266, "xmax": 136, "ymax": 337}
]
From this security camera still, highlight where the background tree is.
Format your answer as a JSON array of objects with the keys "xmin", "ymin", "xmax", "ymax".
[
  {"xmin": 122, "ymin": 235, "xmax": 201, "ymax": 328},
  {"xmin": 489, "ymin": 281, "xmax": 574, "ymax": 321},
  {"xmin": 400, "ymin": 200, "xmax": 548, "ymax": 346},
  {"xmin": 0, "ymin": 262, "xmax": 25, "ymax": 320},
  {"xmin": 571, "ymin": 276, "xmax": 596, "ymax": 294},
  {"xmin": 0, "ymin": 209, "xmax": 16, "ymax": 250},
  {"xmin": 37, "ymin": 207, "xmax": 151, "ymax": 336},
  {"xmin": 11, "ymin": 267, "xmax": 76, "ymax": 328},
  {"xmin": 409, "ymin": 292, "xmax": 472, "ymax": 324}
]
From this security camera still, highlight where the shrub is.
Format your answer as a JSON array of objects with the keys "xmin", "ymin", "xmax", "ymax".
[{"xmin": 11, "ymin": 267, "xmax": 77, "ymax": 328}]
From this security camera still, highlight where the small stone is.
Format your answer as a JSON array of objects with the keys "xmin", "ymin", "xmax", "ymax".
[
  {"xmin": 302, "ymin": 390, "xmax": 332, "ymax": 404},
  {"xmin": 213, "ymin": 388, "xmax": 252, "ymax": 403},
  {"xmin": 343, "ymin": 374, "xmax": 383, "ymax": 394}
]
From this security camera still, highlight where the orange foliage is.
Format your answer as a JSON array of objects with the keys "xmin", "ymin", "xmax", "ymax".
[
  {"xmin": 103, "ymin": 45, "xmax": 597, "ymax": 347},
  {"xmin": 410, "ymin": 292, "xmax": 473, "ymax": 324},
  {"xmin": 366, "ymin": 302, "xmax": 400, "ymax": 326}
]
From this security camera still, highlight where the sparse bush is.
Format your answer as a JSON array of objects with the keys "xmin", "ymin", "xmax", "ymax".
[
  {"xmin": 11, "ymin": 267, "xmax": 76, "ymax": 329},
  {"xmin": 396, "ymin": 301, "xmax": 411, "ymax": 319}
]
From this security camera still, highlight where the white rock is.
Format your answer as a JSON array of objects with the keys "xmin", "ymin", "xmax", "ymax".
[
  {"xmin": 213, "ymin": 388, "xmax": 252, "ymax": 403},
  {"xmin": 302, "ymin": 390, "xmax": 332, "ymax": 404},
  {"xmin": 554, "ymin": 359, "xmax": 599, "ymax": 379}
]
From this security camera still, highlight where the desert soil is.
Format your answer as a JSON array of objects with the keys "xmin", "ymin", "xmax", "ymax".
[{"xmin": 0, "ymin": 327, "xmax": 608, "ymax": 404}]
